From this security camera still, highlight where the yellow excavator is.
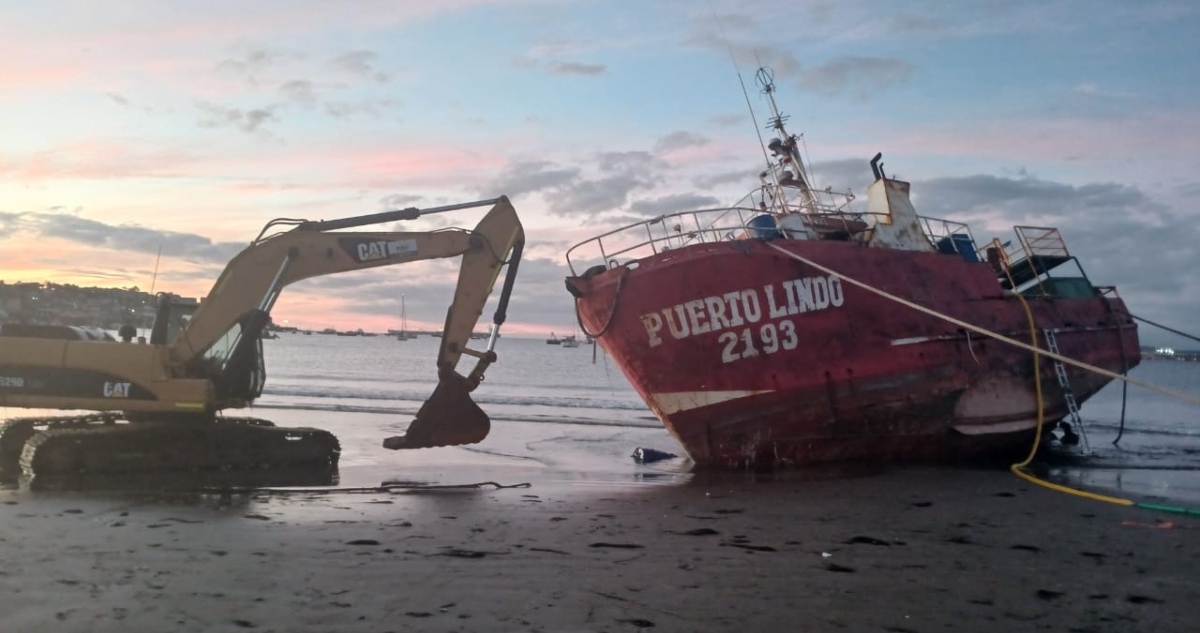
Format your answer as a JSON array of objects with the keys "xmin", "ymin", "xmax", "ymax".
[{"xmin": 0, "ymin": 196, "xmax": 524, "ymax": 485}]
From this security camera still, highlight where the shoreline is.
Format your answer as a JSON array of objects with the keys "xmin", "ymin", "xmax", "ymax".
[
  {"xmin": 2, "ymin": 465, "xmax": 1195, "ymax": 632},
  {"xmin": 3, "ymin": 405, "xmax": 1197, "ymax": 508}
]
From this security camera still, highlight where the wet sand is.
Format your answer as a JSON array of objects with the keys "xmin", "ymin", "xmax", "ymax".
[{"xmin": 0, "ymin": 414, "xmax": 1196, "ymax": 632}]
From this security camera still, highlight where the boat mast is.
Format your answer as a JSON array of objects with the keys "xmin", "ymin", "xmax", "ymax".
[{"xmin": 756, "ymin": 68, "xmax": 817, "ymax": 210}]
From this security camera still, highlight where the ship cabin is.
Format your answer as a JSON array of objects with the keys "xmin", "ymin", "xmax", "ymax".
[{"xmin": 564, "ymin": 151, "xmax": 1110, "ymax": 303}]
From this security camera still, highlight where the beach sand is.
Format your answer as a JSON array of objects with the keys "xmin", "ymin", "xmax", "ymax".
[{"xmin": 0, "ymin": 416, "xmax": 1196, "ymax": 632}]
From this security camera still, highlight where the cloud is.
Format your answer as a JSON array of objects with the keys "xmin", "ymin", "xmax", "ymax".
[
  {"xmin": 216, "ymin": 49, "xmax": 299, "ymax": 86},
  {"xmin": 379, "ymin": 193, "xmax": 425, "ymax": 209},
  {"xmin": 889, "ymin": 14, "xmax": 949, "ymax": 34},
  {"xmin": 0, "ymin": 211, "xmax": 23, "ymax": 233},
  {"xmin": 28, "ymin": 214, "xmax": 245, "ymax": 265},
  {"xmin": 332, "ymin": 51, "xmax": 390, "ymax": 83},
  {"xmin": 654, "ymin": 131, "xmax": 709, "ymax": 153},
  {"xmin": 535, "ymin": 150, "xmax": 667, "ymax": 216},
  {"xmin": 279, "ymin": 80, "xmax": 318, "ymax": 105},
  {"xmin": 323, "ymin": 99, "xmax": 399, "ymax": 118},
  {"xmin": 195, "ymin": 101, "xmax": 278, "ymax": 134},
  {"xmin": 682, "ymin": 30, "xmax": 908, "ymax": 99},
  {"xmin": 707, "ymin": 113, "xmax": 747, "ymax": 128},
  {"xmin": 547, "ymin": 61, "xmax": 606, "ymax": 76},
  {"xmin": 482, "ymin": 153, "xmax": 668, "ymax": 216},
  {"xmin": 486, "ymin": 161, "xmax": 582, "ymax": 198},
  {"xmin": 691, "ymin": 168, "xmax": 759, "ymax": 190},
  {"xmin": 809, "ymin": 157, "xmax": 874, "ymax": 192},
  {"xmin": 798, "ymin": 56, "xmax": 914, "ymax": 98},
  {"xmin": 629, "ymin": 193, "xmax": 722, "ymax": 216},
  {"xmin": 912, "ymin": 174, "xmax": 1160, "ymax": 223},
  {"xmin": 0, "ymin": 140, "xmax": 201, "ymax": 182},
  {"xmin": 545, "ymin": 174, "xmax": 653, "ymax": 216},
  {"xmin": 596, "ymin": 151, "xmax": 663, "ymax": 174},
  {"xmin": 904, "ymin": 173, "xmax": 1197, "ymax": 342}
]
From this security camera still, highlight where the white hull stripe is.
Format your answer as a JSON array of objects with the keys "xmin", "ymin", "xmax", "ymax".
[
  {"xmin": 651, "ymin": 390, "xmax": 774, "ymax": 415},
  {"xmin": 952, "ymin": 419, "xmax": 1039, "ymax": 435}
]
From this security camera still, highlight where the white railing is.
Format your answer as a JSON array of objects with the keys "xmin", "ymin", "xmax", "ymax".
[
  {"xmin": 566, "ymin": 196, "xmax": 989, "ymax": 275},
  {"xmin": 565, "ymin": 206, "xmax": 763, "ymax": 275}
]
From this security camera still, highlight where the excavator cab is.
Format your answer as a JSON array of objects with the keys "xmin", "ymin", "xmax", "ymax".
[{"xmin": 148, "ymin": 293, "xmax": 199, "ymax": 346}]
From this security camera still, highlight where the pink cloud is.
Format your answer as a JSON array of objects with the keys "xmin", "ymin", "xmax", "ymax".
[
  {"xmin": 0, "ymin": 66, "xmax": 82, "ymax": 95},
  {"xmin": 0, "ymin": 139, "xmax": 203, "ymax": 181}
]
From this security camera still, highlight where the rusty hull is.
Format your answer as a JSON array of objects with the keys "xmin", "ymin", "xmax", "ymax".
[{"xmin": 567, "ymin": 237, "xmax": 1139, "ymax": 468}]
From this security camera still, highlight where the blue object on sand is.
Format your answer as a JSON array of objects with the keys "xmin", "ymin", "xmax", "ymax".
[{"xmin": 632, "ymin": 447, "xmax": 678, "ymax": 463}]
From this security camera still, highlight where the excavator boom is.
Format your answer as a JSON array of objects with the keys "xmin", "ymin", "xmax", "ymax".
[{"xmin": 0, "ymin": 196, "xmax": 525, "ymax": 485}]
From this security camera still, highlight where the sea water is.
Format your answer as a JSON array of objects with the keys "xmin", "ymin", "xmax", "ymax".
[
  {"xmin": 2, "ymin": 333, "xmax": 1196, "ymax": 502},
  {"xmin": 257, "ymin": 333, "xmax": 1200, "ymax": 502},
  {"xmin": 1046, "ymin": 360, "xmax": 1200, "ymax": 505},
  {"xmin": 257, "ymin": 333, "xmax": 653, "ymax": 429}
]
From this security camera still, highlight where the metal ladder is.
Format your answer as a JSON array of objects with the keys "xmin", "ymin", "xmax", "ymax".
[{"xmin": 1043, "ymin": 329, "xmax": 1090, "ymax": 453}]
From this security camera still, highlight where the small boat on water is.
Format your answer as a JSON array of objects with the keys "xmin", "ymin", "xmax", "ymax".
[
  {"xmin": 396, "ymin": 295, "xmax": 417, "ymax": 340},
  {"xmin": 546, "ymin": 332, "xmax": 561, "ymax": 345},
  {"xmin": 564, "ymin": 68, "xmax": 1140, "ymax": 469},
  {"xmin": 561, "ymin": 334, "xmax": 581, "ymax": 348}
]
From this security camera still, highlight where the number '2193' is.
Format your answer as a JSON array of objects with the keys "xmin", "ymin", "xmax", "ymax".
[{"xmin": 718, "ymin": 320, "xmax": 799, "ymax": 363}]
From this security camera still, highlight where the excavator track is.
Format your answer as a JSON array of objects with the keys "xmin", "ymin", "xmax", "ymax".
[
  {"xmin": 0, "ymin": 414, "xmax": 120, "ymax": 480},
  {"xmin": 9, "ymin": 415, "xmax": 341, "ymax": 489}
]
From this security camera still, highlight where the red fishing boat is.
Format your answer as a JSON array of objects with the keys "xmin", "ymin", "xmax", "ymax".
[{"xmin": 564, "ymin": 69, "xmax": 1140, "ymax": 468}]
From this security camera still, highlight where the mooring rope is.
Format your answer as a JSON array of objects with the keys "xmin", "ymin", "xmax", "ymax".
[
  {"xmin": 764, "ymin": 240, "xmax": 1200, "ymax": 516},
  {"xmin": 763, "ymin": 242, "xmax": 1200, "ymax": 407}
]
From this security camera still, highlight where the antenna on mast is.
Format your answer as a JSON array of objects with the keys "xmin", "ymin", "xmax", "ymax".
[
  {"xmin": 148, "ymin": 245, "xmax": 162, "ymax": 296},
  {"xmin": 144, "ymin": 244, "xmax": 162, "ymax": 340},
  {"xmin": 706, "ymin": 6, "xmax": 774, "ymax": 175},
  {"xmin": 756, "ymin": 68, "xmax": 817, "ymax": 209}
]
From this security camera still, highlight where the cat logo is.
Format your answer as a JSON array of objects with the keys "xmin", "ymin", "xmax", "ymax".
[
  {"xmin": 352, "ymin": 239, "xmax": 418, "ymax": 262},
  {"xmin": 103, "ymin": 382, "xmax": 132, "ymax": 398}
]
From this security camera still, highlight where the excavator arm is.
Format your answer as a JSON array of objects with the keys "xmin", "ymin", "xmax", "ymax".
[{"xmin": 171, "ymin": 196, "xmax": 524, "ymax": 448}]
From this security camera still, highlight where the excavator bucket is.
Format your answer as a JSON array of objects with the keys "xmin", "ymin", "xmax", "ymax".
[{"xmin": 382, "ymin": 377, "xmax": 491, "ymax": 450}]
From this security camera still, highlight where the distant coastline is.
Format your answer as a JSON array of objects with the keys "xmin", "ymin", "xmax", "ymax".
[{"xmin": 0, "ymin": 281, "xmax": 163, "ymax": 330}]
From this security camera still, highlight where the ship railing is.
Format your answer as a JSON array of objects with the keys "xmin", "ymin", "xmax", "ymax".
[
  {"xmin": 566, "ymin": 205, "xmax": 776, "ymax": 275},
  {"xmin": 566, "ymin": 197, "xmax": 886, "ymax": 275},
  {"xmin": 915, "ymin": 216, "xmax": 979, "ymax": 260},
  {"xmin": 756, "ymin": 182, "xmax": 857, "ymax": 216},
  {"xmin": 983, "ymin": 227, "xmax": 1097, "ymax": 297},
  {"xmin": 1013, "ymin": 226, "xmax": 1070, "ymax": 259}
]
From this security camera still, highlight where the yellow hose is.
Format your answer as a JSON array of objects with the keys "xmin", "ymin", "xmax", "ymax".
[
  {"xmin": 762, "ymin": 241, "xmax": 1161, "ymax": 508},
  {"xmin": 1005, "ymin": 286, "xmax": 1134, "ymax": 506}
]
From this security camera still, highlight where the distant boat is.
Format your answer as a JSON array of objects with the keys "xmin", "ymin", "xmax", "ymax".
[
  {"xmin": 546, "ymin": 332, "xmax": 560, "ymax": 345},
  {"xmin": 561, "ymin": 334, "xmax": 580, "ymax": 348},
  {"xmin": 397, "ymin": 295, "xmax": 417, "ymax": 341}
]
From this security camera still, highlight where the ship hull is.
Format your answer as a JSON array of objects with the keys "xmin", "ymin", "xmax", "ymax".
[{"xmin": 567, "ymin": 239, "xmax": 1139, "ymax": 468}]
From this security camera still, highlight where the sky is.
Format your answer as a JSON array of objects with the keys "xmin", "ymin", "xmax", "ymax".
[{"xmin": 0, "ymin": 0, "xmax": 1197, "ymax": 347}]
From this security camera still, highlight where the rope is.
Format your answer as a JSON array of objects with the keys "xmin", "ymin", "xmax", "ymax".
[
  {"xmin": 1111, "ymin": 301, "xmax": 1130, "ymax": 445},
  {"xmin": 194, "ymin": 481, "xmax": 532, "ymax": 495},
  {"xmin": 763, "ymin": 242, "xmax": 1200, "ymax": 407},
  {"xmin": 763, "ymin": 240, "xmax": 1199, "ymax": 514},
  {"xmin": 1119, "ymin": 311, "xmax": 1200, "ymax": 344},
  {"xmin": 575, "ymin": 267, "xmax": 629, "ymax": 340}
]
